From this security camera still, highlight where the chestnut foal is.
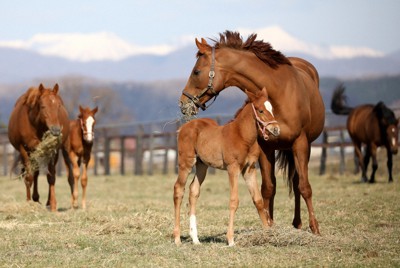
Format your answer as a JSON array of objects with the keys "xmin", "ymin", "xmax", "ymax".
[{"xmin": 173, "ymin": 88, "xmax": 280, "ymax": 246}]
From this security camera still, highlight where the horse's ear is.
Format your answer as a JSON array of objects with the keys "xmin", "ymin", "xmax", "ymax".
[
  {"xmin": 92, "ymin": 106, "xmax": 99, "ymax": 114},
  {"xmin": 260, "ymin": 87, "xmax": 268, "ymax": 98},
  {"xmin": 79, "ymin": 105, "xmax": 84, "ymax": 113},
  {"xmin": 53, "ymin": 84, "xmax": 59, "ymax": 94},
  {"xmin": 245, "ymin": 89, "xmax": 257, "ymax": 102},
  {"xmin": 38, "ymin": 83, "xmax": 45, "ymax": 94},
  {"xmin": 195, "ymin": 38, "xmax": 210, "ymax": 54}
]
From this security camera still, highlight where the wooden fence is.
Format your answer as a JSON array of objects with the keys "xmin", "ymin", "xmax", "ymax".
[{"xmin": 0, "ymin": 111, "xmax": 398, "ymax": 177}]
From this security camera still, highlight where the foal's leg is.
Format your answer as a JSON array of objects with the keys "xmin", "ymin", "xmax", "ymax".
[
  {"xmin": 188, "ymin": 161, "xmax": 208, "ymax": 244},
  {"xmin": 81, "ymin": 160, "xmax": 90, "ymax": 209},
  {"xmin": 387, "ymin": 146, "xmax": 394, "ymax": 182},
  {"xmin": 242, "ymin": 162, "xmax": 269, "ymax": 227},
  {"xmin": 173, "ymin": 155, "xmax": 195, "ymax": 245},
  {"xmin": 226, "ymin": 164, "xmax": 240, "ymax": 246},
  {"xmin": 292, "ymin": 136, "xmax": 320, "ymax": 234},
  {"xmin": 69, "ymin": 151, "xmax": 81, "ymax": 209}
]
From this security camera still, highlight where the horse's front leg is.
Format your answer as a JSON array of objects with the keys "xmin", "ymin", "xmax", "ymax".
[
  {"xmin": 292, "ymin": 136, "xmax": 320, "ymax": 235},
  {"xmin": 188, "ymin": 161, "xmax": 208, "ymax": 244},
  {"xmin": 19, "ymin": 146, "xmax": 34, "ymax": 202},
  {"xmin": 258, "ymin": 144, "xmax": 275, "ymax": 226},
  {"xmin": 368, "ymin": 144, "xmax": 378, "ymax": 183},
  {"xmin": 226, "ymin": 164, "xmax": 240, "ymax": 246},
  {"xmin": 353, "ymin": 141, "xmax": 367, "ymax": 182},
  {"xmin": 46, "ymin": 154, "xmax": 58, "ymax": 212},
  {"xmin": 387, "ymin": 146, "xmax": 394, "ymax": 182}
]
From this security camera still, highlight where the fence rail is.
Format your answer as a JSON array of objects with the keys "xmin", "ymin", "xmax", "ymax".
[{"xmin": 1, "ymin": 110, "xmax": 399, "ymax": 177}]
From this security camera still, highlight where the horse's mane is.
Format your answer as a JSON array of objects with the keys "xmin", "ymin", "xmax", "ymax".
[
  {"xmin": 374, "ymin": 102, "xmax": 397, "ymax": 125},
  {"xmin": 211, "ymin": 30, "xmax": 292, "ymax": 69}
]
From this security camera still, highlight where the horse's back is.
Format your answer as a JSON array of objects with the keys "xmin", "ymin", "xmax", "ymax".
[{"xmin": 347, "ymin": 104, "xmax": 379, "ymax": 143}]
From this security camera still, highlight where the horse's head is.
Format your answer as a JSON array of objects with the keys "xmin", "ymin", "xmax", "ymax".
[
  {"xmin": 180, "ymin": 38, "xmax": 225, "ymax": 117},
  {"xmin": 246, "ymin": 87, "xmax": 280, "ymax": 140},
  {"xmin": 78, "ymin": 106, "xmax": 98, "ymax": 143},
  {"xmin": 31, "ymin": 84, "xmax": 64, "ymax": 136},
  {"xmin": 374, "ymin": 102, "xmax": 399, "ymax": 154}
]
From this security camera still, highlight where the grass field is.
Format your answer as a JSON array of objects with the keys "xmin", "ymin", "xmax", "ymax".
[{"xmin": 0, "ymin": 155, "xmax": 399, "ymax": 267}]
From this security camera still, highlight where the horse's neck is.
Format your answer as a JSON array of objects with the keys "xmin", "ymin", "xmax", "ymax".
[{"xmin": 228, "ymin": 104, "xmax": 257, "ymax": 144}]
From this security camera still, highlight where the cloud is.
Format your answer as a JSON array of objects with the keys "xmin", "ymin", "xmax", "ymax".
[
  {"xmin": 0, "ymin": 32, "xmax": 175, "ymax": 62},
  {"xmin": 237, "ymin": 26, "xmax": 384, "ymax": 59},
  {"xmin": 0, "ymin": 27, "xmax": 384, "ymax": 61}
]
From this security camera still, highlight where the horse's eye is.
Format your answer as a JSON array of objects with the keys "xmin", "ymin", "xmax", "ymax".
[
  {"xmin": 259, "ymin": 110, "xmax": 264, "ymax": 114},
  {"xmin": 193, "ymin": 69, "xmax": 200, "ymax": 76}
]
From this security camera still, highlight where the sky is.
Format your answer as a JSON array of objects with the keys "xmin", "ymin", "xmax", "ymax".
[{"xmin": 0, "ymin": 0, "xmax": 399, "ymax": 61}]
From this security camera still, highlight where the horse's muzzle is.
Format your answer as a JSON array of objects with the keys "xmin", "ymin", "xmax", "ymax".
[
  {"xmin": 49, "ymin": 126, "xmax": 61, "ymax": 136},
  {"xmin": 267, "ymin": 125, "xmax": 280, "ymax": 137},
  {"xmin": 179, "ymin": 101, "xmax": 198, "ymax": 117}
]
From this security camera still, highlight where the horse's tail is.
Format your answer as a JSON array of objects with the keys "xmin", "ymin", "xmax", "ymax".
[
  {"xmin": 276, "ymin": 150, "xmax": 296, "ymax": 195},
  {"xmin": 331, "ymin": 83, "xmax": 353, "ymax": 115}
]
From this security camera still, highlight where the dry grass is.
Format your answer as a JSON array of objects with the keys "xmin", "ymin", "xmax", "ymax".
[{"xmin": 0, "ymin": 155, "xmax": 399, "ymax": 267}]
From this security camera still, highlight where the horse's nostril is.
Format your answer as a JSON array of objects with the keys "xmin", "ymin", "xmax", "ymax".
[{"xmin": 50, "ymin": 126, "xmax": 61, "ymax": 136}]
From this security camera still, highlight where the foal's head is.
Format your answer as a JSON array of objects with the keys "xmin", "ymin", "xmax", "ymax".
[
  {"xmin": 78, "ymin": 106, "xmax": 98, "ymax": 143},
  {"xmin": 374, "ymin": 102, "xmax": 399, "ymax": 154},
  {"xmin": 246, "ymin": 87, "xmax": 280, "ymax": 140}
]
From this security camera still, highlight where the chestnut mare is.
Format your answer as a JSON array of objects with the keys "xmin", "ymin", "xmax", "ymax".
[
  {"xmin": 331, "ymin": 84, "xmax": 399, "ymax": 183},
  {"xmin": 174, "ymin": 88, "xmax": 280, "ymax": 246},
  {"xmin": 179, "ymin": 31, "xmax": 325, "ymax": 234},
  {"xmin": 8, "ymin": 84, "xmax": 70, "ymax": 211},
  {"xmin": 63, "ymin": 106, "xmax": 98, "ymax": 209}
]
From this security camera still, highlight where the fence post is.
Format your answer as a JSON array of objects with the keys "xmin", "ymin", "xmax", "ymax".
[
  {"xmin": 104, "ymin": 136, "xmax": 111, "ymax": 175},
  {"xmin": 319, "ymin": 129, "xmax": 328, "ymax": 175},
  {"xmin": 339, "ymin": 130, "xmax": 345, "ymax": 174},
  {"xmin": 135, "ymin": 125, "xmax": 144, "ymax": 175},
  {"xmin": 148, "ymin": 125, "xmax": 154, "ymax": 176}
]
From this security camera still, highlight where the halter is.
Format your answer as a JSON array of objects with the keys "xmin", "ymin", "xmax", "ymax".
[
  {"xmin": 182, "ymin": 46, "xmax": 219, "ymax": 111},
  {"xmin": 251, "ymin": 103, "xmax": 278, "ymax": 140}
]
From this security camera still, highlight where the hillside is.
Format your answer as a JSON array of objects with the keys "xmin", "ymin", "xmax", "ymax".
[{"xmin": 1, "ymin": 75, "xmax": 399, "ymax": 127}]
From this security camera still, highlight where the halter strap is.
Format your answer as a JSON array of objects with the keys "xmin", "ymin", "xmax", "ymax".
[
  {"xmin": 251, "ymin": 103, "xmax": 278, "ymax": 140},
  {"xmin": 182, "ymin": 46, "xmax": 219, "ymax": 111}
]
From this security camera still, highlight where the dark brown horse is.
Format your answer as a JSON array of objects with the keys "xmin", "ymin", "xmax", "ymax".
[
  {"xmin": 179, "ymin": 31, "xmax": 325, "ymax": 234},
  {"xmin": 8, "ymin": 84, "xmax": 70, "ymax": 211},
  {"xmin": 174, "ymin": 88, "xmax": 280, "ymax": 246},
  {"xmin": 331, "ymin": 84, "xmax": 399, "ymax": 182},
  {"xmin": 63, "ymin": 106, "xmax": 98, "ymax": 209}
]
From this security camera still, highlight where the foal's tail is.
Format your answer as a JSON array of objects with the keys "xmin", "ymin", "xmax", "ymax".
[
  {"xmin": 331, "ymin": 83, "xmax": 353, "ymax": 115},
  {"xmin": 276, "ymin": 150, "xmax": 296, "ymax": 195}
]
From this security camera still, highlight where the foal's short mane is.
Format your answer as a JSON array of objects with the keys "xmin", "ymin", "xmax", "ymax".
[{"xmin": 209, "ymin": 30, "xmax": 292, "ymax": 69}]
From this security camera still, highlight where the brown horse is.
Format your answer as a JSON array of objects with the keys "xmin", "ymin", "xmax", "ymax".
[
  {"xmin": 331, "ymin": 84, "xmax": 399, "ymax": 182},
  {"xmin": 8, "ymin": 84, "xmax": 70, "ymax": 211},
  {"xmin": 174, "ymin": 87, "xmax": 280, "ymax": 246},
  {"xmin": 179, "ymin": 31, "xmax": 325, "ymax": 234},
  {"xmin": 63, "ymin": 106, "xmax": 98, "ymax": 209}
]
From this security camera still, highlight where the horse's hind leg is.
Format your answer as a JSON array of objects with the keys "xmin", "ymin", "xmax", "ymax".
[
  {"xmin": 242, "ymin": 162, "xmax": 269, "ymax": 227},
  {"xmin": 32, "ymin": 171, "xmax": 40, "ymax": 203},
  {"xmin": 293, "ymin": 137, "xmax": 320, "ymax": 235},
  {"xmin": 173, "ymin": 154, "xmax": 195, "ymax": 245},
  {"xmin": 188, "ymin": 160, "xmax": 208, "ymax": 244},
  {"xmin": 354, "ymin": 142, "xmax": 367, "ymax": 182}
]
